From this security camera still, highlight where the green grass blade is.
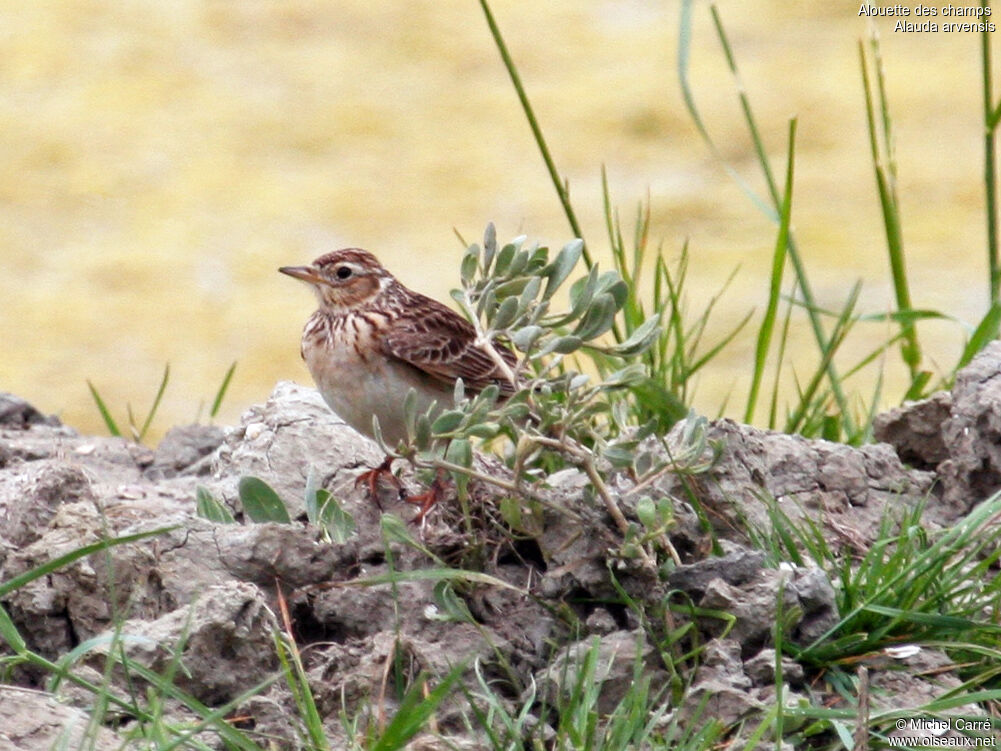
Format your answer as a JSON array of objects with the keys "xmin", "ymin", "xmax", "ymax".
[
  {"xmin": 476, "ymin": 0, "xmax": 591, "ymax": 269},
  {"xmin": 137, "ymin": 362, "xmax": 170, "ymax": 443},
  {"xmin": 0, "ymin": 527, "xmax": 177, "ymax": 598},
  {"xmin": 982, "ymin": 16, "xmax": 1000, "ymax": 302},
  {"xmin": 86, "ymin": 380, "xmax": 121, "ymax": 437},
  {"xmin": 746, "ymin": 119, "xmax": 797, "ymax": 424},
  {"xmin": 370, "ymin": 665, "xmax": 467, "ymax": 751},
  {"xmin": 958, "ymin": 300, "xmax": 1001, "ymax": 368},
  {"xmin": 210, "ymin": 361, "xmax": 237, "ymax": 419},
  {"xmin": 860, "ymin": 35, "xmax": 921, "ymax": 377}
]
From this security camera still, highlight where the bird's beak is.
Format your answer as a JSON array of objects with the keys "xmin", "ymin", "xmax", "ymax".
[{"xmin": 279, "ymin": 265, "xmax": 325, "ymax": 284}]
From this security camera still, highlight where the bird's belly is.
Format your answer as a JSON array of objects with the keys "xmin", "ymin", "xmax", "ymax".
[{"xmin": 304, "ymin": 343, "xmax": 450, "ymax": 447}]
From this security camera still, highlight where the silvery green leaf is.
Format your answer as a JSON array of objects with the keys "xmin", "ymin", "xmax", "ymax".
[
  {"xmin": 518, "ymin": 276, "xmax": 542, "ymax": 311},
  {"xmin": 431, "ymin": 410, "xmax": 465, "ymax": 434},
  {"xmin": 540, "ymin": 335, "xmax": 583, "ymax": 356},
  {"xmin": 603, "ymin": 315, "xmax": 661, "ymax": 357},
  {"xmin": 548, "ymin": 265, "xmax": 599, "ymax": 327},
  {"xmin": 416, "ymin": 415, "xmax": 432, "ymax": 450},
  {"xmin": 633, "ymin": 450, "xmax": 654, "ymax": 477},
  {"xmin": 460, "ymin": 250, "xmax": 479, "ymax": 285},
  {"xmin": 495, "ymin": 242, "xmax": 517, "ymax": 275},
  {"xmin": 477, "ymin": 383, "xmax": 500, "ymax": 404},
  {"xmin": 371, "ymin": 415, "xmax": 386, "ymax": 449},
  {"xmin": 445, "ymin": 437, "xmax": 473, "ymax": 468},
  {"xmin": 501, "ymin": 403, "xmax": 531, "ymax": 420},
  {"xmin": 453, "ymin": 377, "xmax": 465, "ymax": 405},
  {"xmin": 527, "ymin": 244, "xmax": 550, "ymax": 272},
  {"xmin": 572, "ymin": 292, "xmax": 617, "ymax": 341},
  {"xmin": 602, "ymin": 363, "xmax": 647, "ymax": 387},
  {"xmin": 601, "ymin": 445, "xmax": 635, "ymax": 468},
  {"xmin": 404, "ymin": 388, "xmax": 418, "ymax": 437},
  {"xmin": 466, "ymin": 422, "xmax": 500, "ymax": 439},
  {"xmin": 506, "ymin": 248, "xmax": 529, "ymax": 277},
  {"xmin": 492, "ymin": 296, "xmax": 519, "ymax": 330},
  {"xmin": 569, "ymin": 373, "xmax": 590, "ymax": 390},
  {"xmin": 635, "ymin": 418, "xmax": 658, "ymax": 441},
  {"xmin": 512, "ymin": 325, "xmax": 543, "ymax": 351},
  {"xmin": 483, "ymin": 224, "xmax": 497, "ymax": 270},
  {"xmin": 477, "ymin": 287, "xmax": 496, "ymax": 320},
  {"xmin": 493, "ymin": 278, "xmax": 531, "ymax": 299},
  {"xmin": 542, "ymin": 239, "xmax": 582, "ymax": 301},
  {"xmin": 606, "ymin": 278, "xmax": 629, "ymax": 310}
]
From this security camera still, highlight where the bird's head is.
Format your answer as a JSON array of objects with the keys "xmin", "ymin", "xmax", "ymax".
[{"xmin": 279, "ymin": 248, "xmax": 390, "ymax": 311}]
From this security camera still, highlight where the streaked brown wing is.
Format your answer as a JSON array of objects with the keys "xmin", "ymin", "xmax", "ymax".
[{"xmin": 380, "ymin": 294, "xmax": 517, "ymax": 394}]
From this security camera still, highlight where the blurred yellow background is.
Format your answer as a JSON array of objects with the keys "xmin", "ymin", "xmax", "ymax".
[{"xmin": 1, "ymin": 1, "xmax": 993, "ymax": 440}]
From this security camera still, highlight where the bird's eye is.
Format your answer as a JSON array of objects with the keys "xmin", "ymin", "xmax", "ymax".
[{"xmin": 335, "ymin": 266, "xmax": 353, "ymax": 280}]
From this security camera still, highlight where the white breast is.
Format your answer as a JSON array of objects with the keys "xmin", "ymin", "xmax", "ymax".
[{"xmin": 301, "ymin": 312, "xmax": 451, "ymax": 447}]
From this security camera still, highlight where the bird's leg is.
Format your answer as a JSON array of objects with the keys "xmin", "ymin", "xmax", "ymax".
[
  {"xmin": 354, "ymin": 456, "xmax": 405, "ymax": 508},
  {"xmin": 403, "ymin": 468, "xmax": 449, "ymax": 525}
]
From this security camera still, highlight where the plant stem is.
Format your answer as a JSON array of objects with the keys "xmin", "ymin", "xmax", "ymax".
[{"xmin": 983, "ymin": 0, "xmax": 1000, "ymax": 304}]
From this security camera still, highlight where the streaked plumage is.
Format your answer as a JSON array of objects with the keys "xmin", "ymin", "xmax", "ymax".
[{"xmin": 280, "ymin": 248, "xmax": 516, "ymax": 447}]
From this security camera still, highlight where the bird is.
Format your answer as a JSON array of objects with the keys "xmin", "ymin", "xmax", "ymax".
[{"xmin": 279, "ymin": 248, "xmax": 518, "ymax": 518}]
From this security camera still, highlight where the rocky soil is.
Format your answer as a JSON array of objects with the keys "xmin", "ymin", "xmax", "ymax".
[{"xmin": 5, "ymin": 343, "xmax": 1001, "ymax": 749}]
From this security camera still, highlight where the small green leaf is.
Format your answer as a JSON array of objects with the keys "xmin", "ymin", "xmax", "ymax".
[
  {"xmin": 506, "ymin": 248, "xmax": 530, "ymax": 277},
  {"xmin": 499, "ymin": 496, "xmax": 523, "ymax": 529},
  {"xmin": 238, "ymin": 476, "xmax": 292, "ymax": 524},
  {"xmin": 460, "ymin": 250, "xmax": 479, "ymax": 285},
  {"xmin": 602, "ymin": 364, "xmax": 647, "ymax": 388},
  {"xmin": 601, "ymin": 445, "xmax": 635, "ymax": 468},
  {"xmin": 547, "ymin": 265, "xmax": 599, "ymax": 327},
  {"xmin": 476, "ymin": 286, "xmax": 496, "ymax": 321},
  {"xmin": 539, "ymin": 335, "xmax": 583, "ymax": 356},
  {"xmin": 542, "ymin": 239, "xmax": 582, "ymax": 300},
  {"xmin": 445, "ymin": 438, "xmax": 473, "ymax": 468},
  {"xmin": 491, "ymin": 296, "xmax": 520, "ymax": 330},
  {"xmin": 572, "ymin": 293, "xmax": 617, "ymax": 341},
  {"xmin": 511, "ymin": 325, "xmax": 544, "ymax": 351},
  {"xmin": 602, "ymin": 315, "xmax": 661, "ymax": 357},
  {"xmin": 431, "ymin": 410, "xmax": 465, "ymax": 434},
  {"xmin": 483, "ymin": 223, "xmax": 497, "ymax": 269},
  {"xmin": 493, "ymin": 278, "xmax": 531, "ymax": 299},
  {"xmin": 465, "ymin": 422, "xmax": 501, "ymax": 439},
  {"xmin": 196, "ymin": 486, "xmax": 235, "ymax": 523},
  {"xmin": 494, "ymin": 242, "xmax": 518, "ymax": 275},
  {"xmin": 404, "ymin": 387, "xmax": 418, "ymax": 437},
  {"xmin": 518, "ymin": 276, "xmax": 542, "ymax": 312},
  {"xmin": 606, "ymin": 278, "xmax": 629, "ymax": 309},
  {"xmin": 415, "ymin": 414, "xmax": 432, "ymax": 450},
  {"xmin": 316, "ymin": 489, "xmax": 356, "ymax": 543},
  {"xmin": 636, "ymin": 497, "xmax": 657, "ymax": 529}
]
